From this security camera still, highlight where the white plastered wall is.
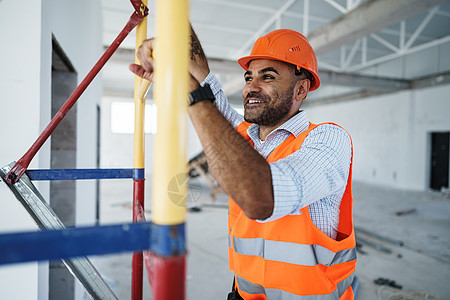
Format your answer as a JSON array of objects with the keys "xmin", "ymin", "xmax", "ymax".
[
  {"xmin": 0, "ymin": 0, "xmax": 102, "ymax": 299},
  {"xmin": 307, "ymin": 83, "xmax": 450, "ymax": 191}
]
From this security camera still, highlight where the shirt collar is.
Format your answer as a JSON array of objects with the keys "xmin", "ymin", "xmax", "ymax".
[{"xmin": 247, "ymin": 110, "xmax": 310, "ymax": 143}]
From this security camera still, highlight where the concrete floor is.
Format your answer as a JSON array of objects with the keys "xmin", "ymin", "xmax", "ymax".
[{"xmin": 90, "ymin": 179, "xmax": 450, "ymax": 300}]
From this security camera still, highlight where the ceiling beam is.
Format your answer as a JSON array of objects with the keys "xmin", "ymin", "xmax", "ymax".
[
  {"xmin": 211, "ymin": 57, "xmax": 412, "ymax": 94},
  {"xmin": 103, "ymin": 69, "xmax": 450, "ymax": 103},
  {"xmin": 303, "ymin": 90, "xmax": 386, "ymax": 107},
  {"xmin": 304, "ymin": 70, "xmax": 450, "ymax": 106},
  {"xmin": 319, "ymin": 71, "xmax": 411, "ymax": 91},
  {"xmin": 219, "ymin": 69, "xmax": 411, "ymax": 97},
  {"xmin": 411, "ymin": 70, "xmax": 450, "ymax": 89},
  {"xmin": 308, "ymin": 0, "xmax": 450, "ymax": 55},
  {"xmin": 102, "ymin": 49, "xmax": 449, "ymax": 100}
]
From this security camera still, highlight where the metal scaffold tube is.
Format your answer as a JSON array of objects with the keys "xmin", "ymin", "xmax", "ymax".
[
  {"xmin": 132, "ymin": 0, "xmax": 150, "ymax": 299},
  {"xmin": 149, "ymin": 0, "xmax": 189, "ymax": 298}
]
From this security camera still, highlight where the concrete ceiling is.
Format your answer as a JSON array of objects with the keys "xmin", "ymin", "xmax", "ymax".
[{"xmin": 100, "ymin": 0, "xmax": 450, "ymax": 106}]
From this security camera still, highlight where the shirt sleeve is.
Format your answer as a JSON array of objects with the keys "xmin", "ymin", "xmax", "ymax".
[
  {"xmin": 202, "ymin": 72, "xmax": 244, "ymax": 128},
  {"xmin": 258, "ymin": 124, "xmax": 352, "ymax": 223}
]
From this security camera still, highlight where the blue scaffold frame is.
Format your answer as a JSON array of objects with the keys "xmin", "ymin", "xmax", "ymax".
[
  {"xmin": 0, "ymin": 221, "xmax": 186, "ymax": 266},
  {"xmin": 0, "ymin": 167, "xmax": 185, "ymax": 266},
  {"xmin": 25, "ymin": 168, "xmax": 144, "ymax": 180}
]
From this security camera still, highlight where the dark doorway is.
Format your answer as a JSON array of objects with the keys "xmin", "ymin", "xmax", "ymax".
[
  {"xmin": 430, "ymin": 132, "xmax": 449, "ymax": 191},
  {"xmin": 96, "ymin": 104, "xmax": 101, "ymax": 225},
  {"xmin": 50, "ymin": 35, "xmax": 77, "ymax": 300}
]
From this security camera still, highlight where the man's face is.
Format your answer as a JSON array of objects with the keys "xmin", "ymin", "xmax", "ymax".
[{"xmin": 242, "ymin": 59, "xmax": 297, "ymax": 127}]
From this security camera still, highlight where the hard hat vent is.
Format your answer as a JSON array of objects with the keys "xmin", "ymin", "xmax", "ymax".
[{"xmin": 289, "ymin": 45, "xmax": 301, "ymax": 52}]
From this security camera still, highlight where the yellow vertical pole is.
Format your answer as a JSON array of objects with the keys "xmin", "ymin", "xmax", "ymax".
[
  {"xmin": 152, "ymin": 0, "xmax": 189, "ymax": 225},
  {"xmin": 148, "ymin": 0, "xmax": 189, "ymax": 298},
  {"xmin": 134, "ymin": 2, "xmax": 148, "ymax": 169},
  {"xmin": 132, "ymin": 1, "xmax": 149, "ymax": 299}
]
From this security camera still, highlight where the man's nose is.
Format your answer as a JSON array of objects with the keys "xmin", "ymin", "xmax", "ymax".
[{"xmin": 242, "ymin": 79, "xmax": 261, "ymax": 96}]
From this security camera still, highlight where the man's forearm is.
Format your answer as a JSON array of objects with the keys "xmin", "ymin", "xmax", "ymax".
[
  {"xmin": 189, "ymin": 24, "xmax": 210, "ymax": 83},
  {"xmin": 188, "ymin": 101, "xmax": 274, "ymax": 219}
]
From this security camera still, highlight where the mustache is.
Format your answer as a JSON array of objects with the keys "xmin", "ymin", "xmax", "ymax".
[{"xmin": 245, "ymin": 91, "xmax": 270, "ymax": 101}]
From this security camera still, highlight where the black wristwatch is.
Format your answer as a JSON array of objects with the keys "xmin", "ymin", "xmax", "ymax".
[{"xmin": 189, "ymin": 83, "xmax": 215, "ymax": 106}]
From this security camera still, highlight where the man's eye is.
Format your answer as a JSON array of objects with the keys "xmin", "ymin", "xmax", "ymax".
[
  {"xmin": 244, "ymin": 76, "xmax": 252, "ymax": 82},
  {"xmin": 263, "ymin": 75, "xmax": 274, "ymax": 80}
]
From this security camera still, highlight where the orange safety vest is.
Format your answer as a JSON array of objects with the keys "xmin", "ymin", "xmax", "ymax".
[{"xmin": 228, "ymin": 121, "xmax": 357, "ymax": 299}]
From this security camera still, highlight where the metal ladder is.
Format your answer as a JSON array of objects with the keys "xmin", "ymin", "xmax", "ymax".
[{"xmin": 0, "ymin": 163, "xmax": 118, "ymax": 300}]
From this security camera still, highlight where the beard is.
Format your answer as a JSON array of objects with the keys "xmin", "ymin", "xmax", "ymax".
[{"xmin": 244, "ymin": 86, "xmax": 294, "ymax": 126}]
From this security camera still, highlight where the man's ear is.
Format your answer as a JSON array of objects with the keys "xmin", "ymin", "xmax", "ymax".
[{"xmin": 294, "ymin": 79, "xmax": 310, "ymax": 101}]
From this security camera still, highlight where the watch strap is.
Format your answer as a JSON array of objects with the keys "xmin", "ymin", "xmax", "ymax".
[{"xmin": 189, "ymin": 83, "xmax": 215, "ymax": 106}]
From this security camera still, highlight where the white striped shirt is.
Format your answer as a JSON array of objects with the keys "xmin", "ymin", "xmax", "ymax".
[{"xmin": 202, "ymin": 73, "xmax": 352, "ymax": 239}]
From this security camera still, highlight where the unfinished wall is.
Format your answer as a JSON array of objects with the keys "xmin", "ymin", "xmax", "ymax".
[
  {"xmin": 306, "ymin": 83, "xmax": 450, "ymax": 191},
  {"xmin": 0, "ymin": 0, "xmax": 102, "ymax": 299}
]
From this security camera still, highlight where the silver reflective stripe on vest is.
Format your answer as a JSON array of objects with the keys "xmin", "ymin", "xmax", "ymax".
[
  {"xmin": 237, "ymin": 272, "xmax": 355, "ymax": 300},
  {"xmin": 232, "ymin": 236, "xmax": 356, "ymax": 267}
]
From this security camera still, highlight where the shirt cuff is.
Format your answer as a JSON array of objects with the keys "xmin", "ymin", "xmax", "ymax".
[{"xmin": 201, "ymin": 72, "xmax": 222, "ymax": 94}]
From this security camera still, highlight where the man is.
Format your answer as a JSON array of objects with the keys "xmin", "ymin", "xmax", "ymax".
[{"xmin": 130, "ymin": 28, "xmax": 357, "ymax": 299}]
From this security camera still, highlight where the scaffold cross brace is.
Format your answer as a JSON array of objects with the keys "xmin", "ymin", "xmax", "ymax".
[{"xmin": 4, "ymin": 0, "xmax": 149, "ymax": 185}]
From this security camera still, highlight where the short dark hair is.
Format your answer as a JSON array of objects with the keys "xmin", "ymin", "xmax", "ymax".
[
  {"xmin": 286, "ymin": 63, "xmax": 314, "ymax": 84},
  {"xmin": 295, "ymin": 68, "xmax": 314, "ymax": 83}
]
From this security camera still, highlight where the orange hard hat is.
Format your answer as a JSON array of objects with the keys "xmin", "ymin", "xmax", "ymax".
[{"xmin": 238, "ymin": 29, "xmax": 320, "ymax": 91}]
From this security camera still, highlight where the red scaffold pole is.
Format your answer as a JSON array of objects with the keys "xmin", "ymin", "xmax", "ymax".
[
  {"xmin": 4, "ymin": 5, "xmax": 148, "ymax": 185},
  {"xmin": 132, "ymin": 193, "xmax": 146, "ymax": 300}
]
